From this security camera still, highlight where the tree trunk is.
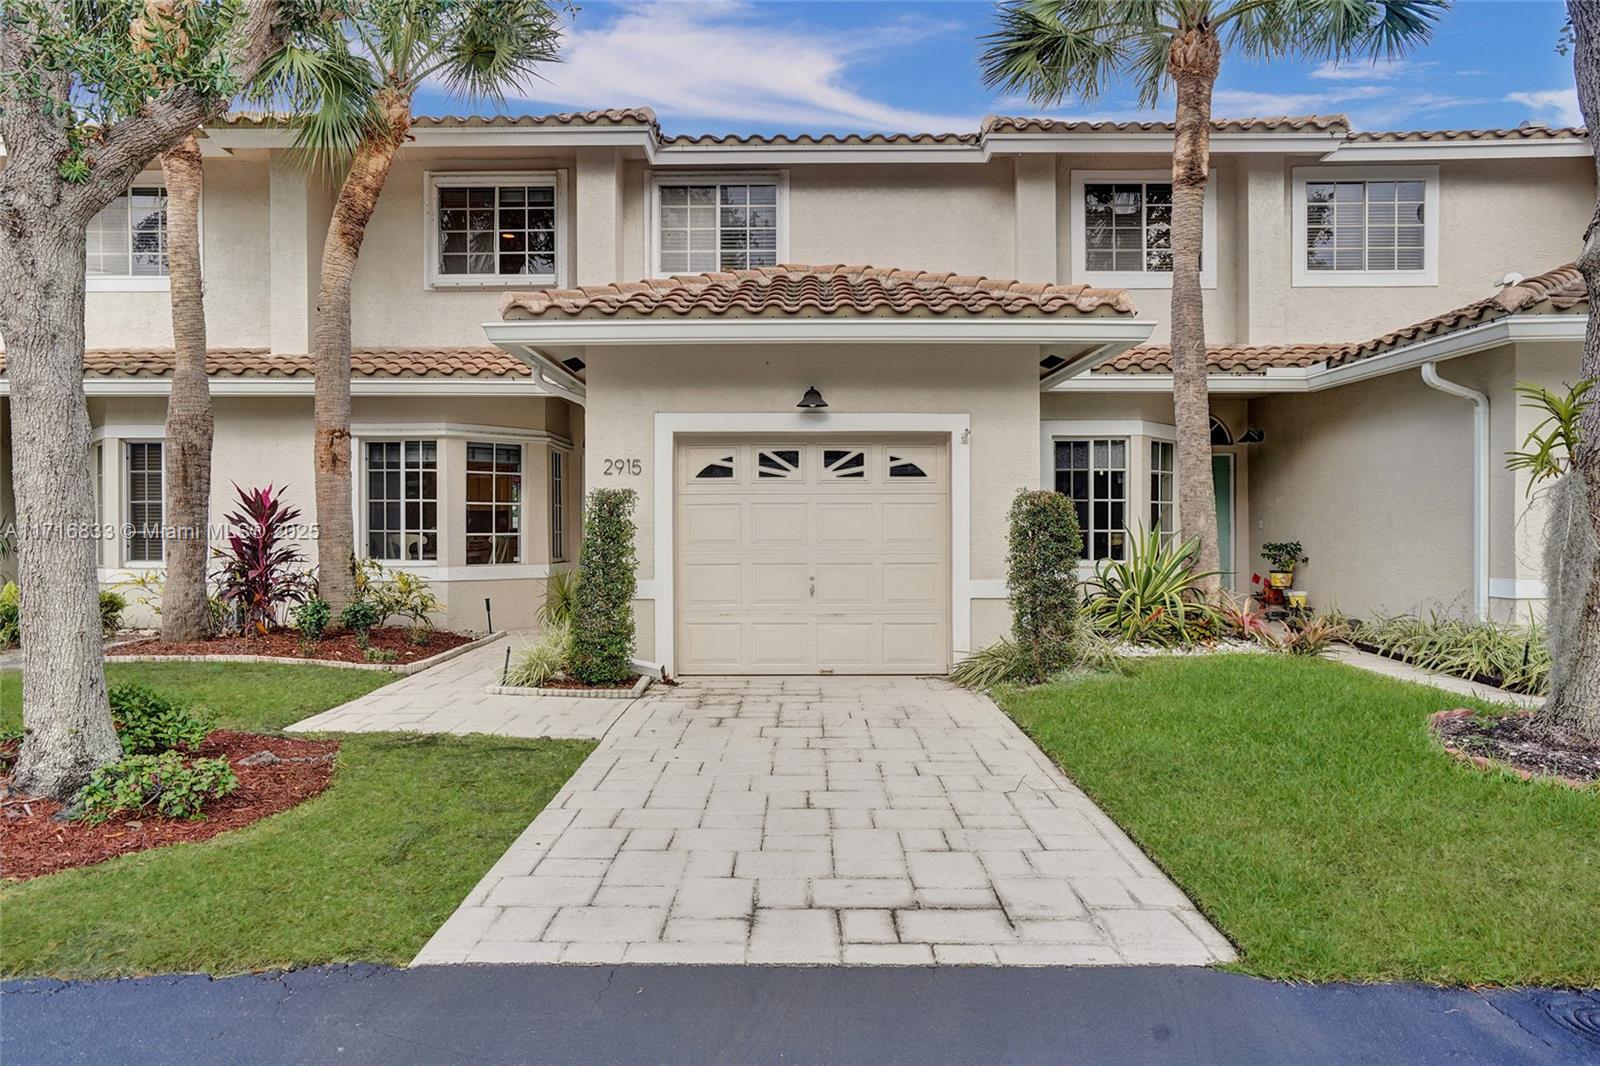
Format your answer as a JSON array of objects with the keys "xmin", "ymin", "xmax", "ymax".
[
  {"xmin": 0, "ymin": 207, "xmax": 122, "ymax": 799},
  {"xmin": 312, "ymin": 88, "xmax": 412, "ymax": 610},
  {"xmin": 159, "ymin": 134, "xmax": 214, "ymax": 642},
  {"xmin": 1167, "ymin": 29, "xmax": 1223, "ymax": 593},
  {"xmin": 1539, "ymin": 0, "xmax": 1600, "ymax": 738}
]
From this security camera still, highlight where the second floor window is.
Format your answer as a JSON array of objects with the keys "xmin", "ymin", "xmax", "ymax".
[
  {"xmin": 126, "ymin": 441, "xmax": 164, "ymax": 563},
  {"xmin": 89, "ymin": 185, "xmax": 168, "ymax": 279},
  {"xmin": 427, "ymin": 173, "xmax": 561, "ymax": 287},
  {"xmin": 1305, "ymin": 179, "xmax": 1426, "ymax": 273},
  {"xmin": 466, "ymin": 443, "xmax": 522, "ymax": 565},
  {"xmin": 655, "ymin": 179, "xmax": 780, "ymax": 274},
  {"xmin": 1084, "ymin": 181, "xmax": 1172, "ymax": 273},
  {"xmin": 365, "ymin": 441, "xmax": 438, "ymax": 562}
]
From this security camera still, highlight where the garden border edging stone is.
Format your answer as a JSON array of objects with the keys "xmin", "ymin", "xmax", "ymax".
[
  {"xmin": 484, "ymin": 674, "xmax": 651, "ymax": 700},
  {"xmin": 107, "ymin": 631, "xmax": 506, "ymax": 675},
  {"xmin": 1429, "ymin": 708, "xmax": 1594, "ymax": 790}
]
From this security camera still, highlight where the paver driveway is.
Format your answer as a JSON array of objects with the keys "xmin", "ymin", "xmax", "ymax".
[{"xmin": 410, "ymin": 675, "xmax": 1234, "ymax": 967}]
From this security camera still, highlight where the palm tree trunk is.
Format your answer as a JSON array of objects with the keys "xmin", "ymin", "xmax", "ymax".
[
  {"xmin": 312, "ymin": 87, "xmax": 412, "ymax": 610},
  {"xmin": 1540, "ymin": 0, "xmax": 1600, "ymax": 741},
  {"xmin": 1167, "ymin": 29, "xmax": 1223, "ymax": 593},
  {"xmin": 159, "ymin": 134, "xmax": 213, "ymax": 642},
  {"xmin": 0, "ymin": 200, "xmax": 121, "ymax": 800}
]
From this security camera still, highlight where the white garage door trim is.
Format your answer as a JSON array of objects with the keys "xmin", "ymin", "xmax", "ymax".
[{"xmin": 650, "ymin": 412, "xmax": 972, "ymax": 675}]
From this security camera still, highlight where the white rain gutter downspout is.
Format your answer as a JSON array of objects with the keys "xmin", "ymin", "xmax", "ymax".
[{"xmin": 1420, "ymin": 362, "xmax": 1490, "ymax": 619}]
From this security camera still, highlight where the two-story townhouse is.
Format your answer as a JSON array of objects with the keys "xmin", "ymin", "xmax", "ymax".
[{"xmin": 0, "ymin": 108, "xmax": 1590, "ymax": 675}]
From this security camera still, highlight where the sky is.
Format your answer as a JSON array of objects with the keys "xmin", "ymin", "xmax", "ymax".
[{"xmin": 410, "ymin": 0, "xmax": 1581, "ymax": 137}]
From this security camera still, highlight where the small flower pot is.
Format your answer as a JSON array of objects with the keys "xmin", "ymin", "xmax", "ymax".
[
  {"xmin": 1286, "ymin": 589, "xmax": 1308, "ymax": 610},
  {"xmin": 1268, "ymin": 569, "xmax": 1295, "ymax": 589}
]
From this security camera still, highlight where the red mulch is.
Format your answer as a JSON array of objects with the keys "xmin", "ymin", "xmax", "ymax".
[
  {"xmin": 106, "ymin": 626, "xmax": 476, "ymax": 665},
  {"xmin": 0, "ymin": 731, "xmax": 340, "ymax": 881},
  {"xmin": 1432, "ymin": 709, "xmax": 1600, "ymax": 787}
]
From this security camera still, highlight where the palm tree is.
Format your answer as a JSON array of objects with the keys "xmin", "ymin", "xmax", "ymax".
[
  {"xmin": 982, "ymin": 0, "xmax": 1445, "ymax": 590},
  {"xmin": 255, "ymin": 0, "xmax": 563, "ymax": 609},
  {"xmin": 158, "ymin": 133, "xmax": 214, "ymax": 642}
]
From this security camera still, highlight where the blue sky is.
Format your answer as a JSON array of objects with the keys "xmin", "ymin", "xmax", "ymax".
[{"xmin": 411, "ymin": 1, "xmax": 1581, "ymax": 136}]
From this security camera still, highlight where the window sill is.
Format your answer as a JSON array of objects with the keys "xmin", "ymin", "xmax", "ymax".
[
  {"xmin": 426, "ymin": 277, "xmax": 559, "ymax": 292},
  {"xmin": 1290, "ymin": 269, "xmax": 1438, "ymax": 288},
  {"xmin": 1075, "ymin": 270, "xmax": 1217, "ymax": 291},
  {"xmin": 87, "ymin": 278, "xmax": 170, "ymax": 293}
]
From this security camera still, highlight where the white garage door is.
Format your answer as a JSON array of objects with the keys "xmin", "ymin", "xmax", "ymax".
[{"xmin": 675, "ymin": 437, "xmax": 950, "ymax": 675}]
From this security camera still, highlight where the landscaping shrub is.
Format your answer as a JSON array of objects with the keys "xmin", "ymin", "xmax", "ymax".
[
  {"xmin": 1279, "ymin": 614, "xmax": 1349, "ymax": 657},
  {"xmin": 1086, "ymin": 528, "xmax": 1220, "ymax": 646},
  {"xmin": 0, "ymin": 581, "xmax": 18, "ymax": 648},
  {"xmin": 292, "ymin": 598, "xmax": 332, "ymax": 642},
  {"xmin": 1006, "ymin": 489, "xmax": 1082, "ymax": 683},
  {"xmin": 1352, "ymin": 611, "xmax": 1549, "ymax": 694},
  {"xmin": 339, "ymin": 600, "xmax": 382, "ymax": 649},
  {"xmin": 505, "ymin": 625, "xmax": 573, "ymax": 687},
  {"xmin": 76, "ymin": 751, "xmax": 239, "ymax": 825},
  {"xmin": 99, "ymin": 590, "xmax": 127, "ymax": 637},
  {"xmin": 537, "ymin": 569, "xmax": 580, "ymax": 630},
  {"xmin": 356, "ymin": 561, "xmax": 441, "ymax": 639},
  {"xmin": 570, "ymin": 489, "xmax": 638, "ymax": 685},
  {"xmin": 109, "ymin": 683, "xmax": 214, "ymax": 755},
  {"xmin": 213, "ymin": 484, "xmax": 312, "ymax": 634}
]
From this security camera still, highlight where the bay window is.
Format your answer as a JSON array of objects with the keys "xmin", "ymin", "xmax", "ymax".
[
  {"xmin": 1053, "ymin": 438, "xmax": 1127, "ymax": 561},
  {"xmin": 466, "ymin": 443, "xmax": 522, "ymax": 565},
  {"xmin": 364, "ymin": 440, "xmax": 438, "ymax": 562}
]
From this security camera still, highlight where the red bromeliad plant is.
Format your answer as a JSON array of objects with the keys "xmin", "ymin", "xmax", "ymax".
[{"xmin": 213, "ymin": 485, "xmax": 312, "ymax": 635}]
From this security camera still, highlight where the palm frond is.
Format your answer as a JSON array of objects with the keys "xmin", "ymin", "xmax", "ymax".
[
  {"xmin": 1290, "ymin": 0, "xmax": 1447, "ymax": 63},
  {"xmin": 428, "ymin": 0, "xmax": 564, "ymax": 105},
  {"xmin": 246, "ymin": 24, "xmax": 384, "ymax": 156},
  {"xmin": 980, "ymin": 0, "xmax": 1170, "ymax": 106}
]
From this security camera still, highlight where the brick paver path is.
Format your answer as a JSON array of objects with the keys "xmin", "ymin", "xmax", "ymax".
[
  {"xmin": 286, "ymin": 636, "xmax": 632, "ymax": 741},
  {"xmin": 412, "ymin": 675, "xmax": 1234, "ymax": 967}
]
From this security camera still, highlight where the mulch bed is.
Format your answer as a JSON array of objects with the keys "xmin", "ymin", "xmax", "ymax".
[
  {"xmin": 107, "ymin": 626, "xmax": 475, "ymax": 665},
  {"xmin": 1432, "ymin": 709, "xmax": 1600, "ymax": 787},
  {"xmin": 0, "ymin": 731, "xmax": 340, "ymax": 881}
]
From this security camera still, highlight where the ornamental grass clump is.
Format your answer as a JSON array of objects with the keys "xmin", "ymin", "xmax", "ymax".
[
  {"xmin": 1353, "ymin": 611, "xmax": 1549, "ymax": 695},
  {"xmin": 570, "ymin": 489, "xmax": 638, "ymax": 685},
  {"xmin": 1005, "ymin": 489, "xmax": 1082, "ymax": 684},
  {"xmin": 1086, "ymin": 528, "xmax": 1220, "ymax": 647}
]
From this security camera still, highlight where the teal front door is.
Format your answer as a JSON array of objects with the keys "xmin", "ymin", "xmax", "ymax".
[{"xmin": 1213, "ymin": 454, "xmax": 1235, "ymax": 586}]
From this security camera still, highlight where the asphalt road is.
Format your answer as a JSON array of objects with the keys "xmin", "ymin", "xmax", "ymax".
[{"xmin": 4, "ymin": 964, "xmax": 1597, "ymax": 1066}]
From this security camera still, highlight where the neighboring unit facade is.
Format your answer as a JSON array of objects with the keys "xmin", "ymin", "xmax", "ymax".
[{"xmin": 0, "ymin": 110, "xmax": 1590, "ymax": 670}]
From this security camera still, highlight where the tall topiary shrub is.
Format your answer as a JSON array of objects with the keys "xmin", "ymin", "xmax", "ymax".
[
  {"xmin": 1007, "ymin": 489, "xmax": 1082, "ymax": 683},
  {"xmin": 571, "ymin": 489, "xmax": 638, "ymax": 684}
]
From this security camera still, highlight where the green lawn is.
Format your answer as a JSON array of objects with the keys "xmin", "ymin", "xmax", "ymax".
[
  {"xmin": 999, "ymin": 655, "xmax": 1600, "ymax": 987},
  {"xmin": 0, "ymin": 664, "xmax": 594, "ymax": 978}
]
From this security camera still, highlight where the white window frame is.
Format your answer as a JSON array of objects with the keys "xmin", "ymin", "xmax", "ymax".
[
  {"xmin": 87, "ymin": 172, "xmax": 178, "ymax": 292},
  {"xmin": 465, "ymin": 440, "xmax": 525, "ymax": 567},
  {"xmin": 1069, "ymin": 169, "xmax": 1218, "ymax": 290},
  {"xmin": 549, "ymin": 448, "xmax": 568, "ymax": 564},
  {"xmin": 123, "ymin": 439, "xmax": 165, "ymax": 566},
  {"xmin": 646, "ymin": 171, "xmax": 789, "ymax": 278},
  {"xmin": 1052, "ymin": 436, "xmax": 1132, "ymax": 563},
  {"xmin": 360, "ymin": 439, "xmax": 441, "ymax": 565},
  {"xmin": 1291, "ymin": 165, "xmax": 1439, "ymax": 288},
  {"xmin": 423, "ymin": 170, "xmax": 567, "ymax": 290},
  {"xmin": 1150, "ymin": 439, "xmax": 1176, "ymax": 544}
]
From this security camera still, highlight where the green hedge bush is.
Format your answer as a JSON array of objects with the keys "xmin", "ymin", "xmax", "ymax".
[
  {"xmin": 1006, "ymin": 489, "xmax": 1082, "ymax": 683},
  {"xmin": 77, "ymin": 751, "xmax": 239, "ymax": 824},
  {"xmin": 571, "ymin": 489, "xmax": 638, "ymax": 685},
  {"xmin": 109, "ymin": 683, "xmax": 215, "ymax": 755},
  {"xmin": 0, "ymin": 583, "xmax": 126, "ymax": 648}
]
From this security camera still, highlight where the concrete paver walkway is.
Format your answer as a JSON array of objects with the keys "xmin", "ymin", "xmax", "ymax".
[
  {"xmin": 286, "ymin": 636, "xmax": 632, "ymax": 741},
  {"xmin": 410, "ymin": 675, "xmax": 1234, "ymax": 967}
]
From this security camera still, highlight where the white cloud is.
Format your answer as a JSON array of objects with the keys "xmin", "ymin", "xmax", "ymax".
[
  {"xmin": 1310, "ymin": 58, "xmax": 1411, "ymax": 81},
  {"xmin": 1506, "ymin": 87, "xmax": 1584, "ymax": 127},
  {"xmin": 509, "ymin": 2, "xmax": 978, "ymax": 134}
]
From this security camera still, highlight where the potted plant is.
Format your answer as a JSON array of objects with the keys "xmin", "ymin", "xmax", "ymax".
[{"xmin": 1261, "ymin": 541, "xmax": 1307, "ymax": 590}]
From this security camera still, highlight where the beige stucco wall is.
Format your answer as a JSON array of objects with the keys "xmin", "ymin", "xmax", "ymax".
[
  {"xmin": 1244, "ymin": 347, "xmax": 1537, "ymax": 619},
  {"xmin": 81, "ymin": 393, "xmax": 577, "ymax": 631},
  {"xmin": 83, "ymin": 156, "xmax": 273, "ymax": 351},
  {"xmin": 582, "ymin": 343, "xmax": 1043, "ymax": 662}
]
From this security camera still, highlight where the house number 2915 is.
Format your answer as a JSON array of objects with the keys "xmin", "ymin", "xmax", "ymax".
[{"xmin": 604, "ymin": 458, "xmax": 642, "ymax": 476}]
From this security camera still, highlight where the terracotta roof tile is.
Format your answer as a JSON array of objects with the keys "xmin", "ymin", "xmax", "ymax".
[
  {"xmin": 1332, "ymin": 263, "xmax": 1585, "ymax": 365},
  {"xmin": 0, "ymin": 347, "xmax": 532, "ymax": 379},
  {"xmin": 217, "ymin": 108, "xmax": 660, "ymax": 132},
  {"xmin": 1346, "ymin": 125, "xmax": 1587, "ymax": 142},
  {"xmin": 981, "ymin": 114, "xmax": 1348, "ymax": 135},
  {"xmin": 1096, "ymin": 264, "xmax": 1586, "ymax": 377},
  {"xmin": 501, "ymin": 264, "xmax": 1135, "ymax": 321},
  {"xmin": 1099, "ymin": 343, "xmax": 1341, "ymax": 375}
]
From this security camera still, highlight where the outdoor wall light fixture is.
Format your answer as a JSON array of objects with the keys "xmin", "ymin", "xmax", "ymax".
[{"xmin": 797, "ymin": 386, "xmax": 828, "ymax": 409}]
